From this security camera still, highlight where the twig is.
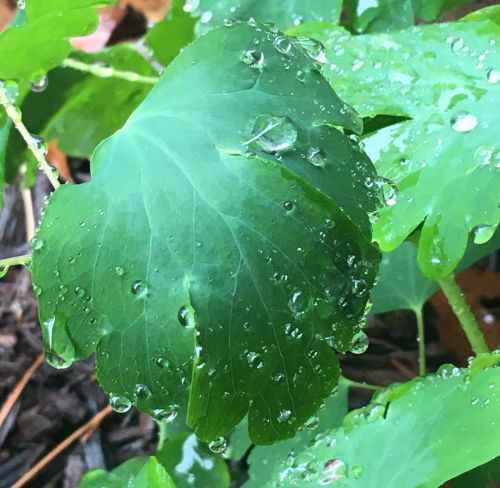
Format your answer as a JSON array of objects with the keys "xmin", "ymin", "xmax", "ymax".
[
  {"xmin": 0, "ymin": 353, "xmax": 44, "ymax": 428},
  {"xmin": 0, "ymin": 87, "xmax": 60, "ymax": 189},
  {"xmin": 0, "ymin": 254, "xmax": 32, "ymax": 268},
  {"xmin": 11, "ymin": 405, "xmax": 113, "ymax": 488},
  {"xmin": 341, "ymin": 376, "xmax": 383, "ymax": 391},
  {"xmin": 62, "ymin": 58, "xmax": 159, "ymax": 85},
  {"xmin": 438, "ymin": 274, "xmax": 489, "ymax": 355}
]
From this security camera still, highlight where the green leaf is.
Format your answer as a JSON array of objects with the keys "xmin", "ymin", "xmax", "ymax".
[
  {"xmin": 156, "ymin": 433, "xmax": 230, "ymax": 488},
  {"xmin": 293, "ymin": 14, "xmax": 500, "ymax": 279},
  {"xmin": 188, "ymin": 0, "xmax": 342, "ymax": 35},
  {"xmin": 78, "ymin": 456, "xmax": 176, "ymax": 488},
  {"xmin": 262, "ymin": 352, "xmax": 500, "ymax": 487},
  {"xmin": 371, "ymin": 228, "xmax": 500, "ymax": 314},
  {"xmin": 0, "ymin": 0, "xmax": 114, "ymax": 82},
  {"xmin": 245, "ymin": 380, "xmax": 348, "ymax": 488},
  {"xmin": 0, "ymin": 118, "xmax": 12, "ymax": 207},
  {"xmin": 32, "ymin": 23, "xmax": 380, "ymax": 444}
]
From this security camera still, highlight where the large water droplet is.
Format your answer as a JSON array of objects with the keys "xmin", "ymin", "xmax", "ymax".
[
  {"xmin": 46, "ymin": 352, "xmax": 72, "ymax": 369},
  {"xmin": 350, "ymin": 331, "xmax": 369, "ymax": 354},
  {"xmin": 30, "ymin": 74, "xmax": 48, "ymax": 93},
  {"xmin": 487, "ymin": 68, "xmax": 500, "ymax": 84},
  {"xmin": 200, "ymin": 10, "xmax": 213, "ymax": 23},
  {"xmin": 323, "ymin": 459, "xmax": 347, "ymax": 480},
  {"xmin": 208, "ymin": 437, "xmax": 227, "ymax": 454},
  {"xmin": 151, "ymin": 405, "xmax": 179, "ymax": 423},
  {"xmin": 375, "ymin": 177, "xmax": 399, "ymax": 207},
  {"xmin": 110, "ymin": 394, "xmax": 132, "ymax": 413},
  {"xmin": 304, "ymin": 415, "xmax": 320, "ymax": 430},
  {"xmin": 473, "ymin": 224, "xmax": 497, "ymax": 244},
  {"xmin": 240, "ymin": 50, "xmax": 265, "ymax": 70},
  {"xmin": 178, "ymin": 305, "xmax": 196, "ymax": 328},
  {"xmin": 273, "ymin": 36, "xmax": 292, "ymax": 54},
  {"xmin": 131, "ymin": 280, "xmax": 149, "ymax": 298},
  {"xmin": 288, "ymin": 289, "xmax": 308, "ymax": 316},
  {"xmin": 450, "ymin": 111, "xmax": 478, "ymax": 133},
  {"xmin": 307, "ymin": 147, "xmax": 327, "ymax": 168},
  {"xmin": 134, "ymin": 383, "xmax": 151, "ymax": 400},
  {"xmin": 293, "ymin": 36, "xmax": 327, "ymax": 63},
  {"xmin": 277, "ymin": 409, "xmax": 292, "ymax": 423},
  {"xmin": 451, "ymin": 38, "xmax": 464, "ymax": 52},
  {"xmin": 31, "ymin": 236, "xmax": 44, "ymax": 251},
  {"xmin": 246, "ymin": 115, "xmax": 297, "ymax": 153}
]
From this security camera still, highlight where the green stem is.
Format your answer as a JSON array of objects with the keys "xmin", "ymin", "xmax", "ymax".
[
  {"xmin": 62, "ymin": 58, "xmax": 159, "ymax": 85},
  {"xmin": 0, "ymin": 254, "xmax": 32, "ymax": 268},
  {"xmin": 438, "ymin": 274, "xmax": 489, "ymax": 355},
  {"xmin": 414, "ymin": 306, "xmax": 426, "ymax": 376},
  {"xmin": 341, "ymin": 376, "xmax": 383, "ymax": 391},
  {"xmin": 157, "ymin": 421, "xmax": 168, "ymax": 451},
  {"xmin": 0, "ymin": 87, "xmax": 60, "ymax": 189}
]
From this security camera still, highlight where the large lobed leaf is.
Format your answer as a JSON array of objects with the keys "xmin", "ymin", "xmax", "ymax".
[
  {"xmin": 32, "ymin": 22, "xmax": 380, "ymax": 444},
  {"xmin": 0, "ymin": 0, "xmax": 114, "ymax": 82},
  {"xmin": 293, "ymin": 11, "xmax": 500, "ymax": 278},
  {"xmin": 259, "ymin": 352, "xmax": 500, "ymax": 487},
  {"xmin": 187, "ymin": 0, "xmax": 343, "ymax": 35}
]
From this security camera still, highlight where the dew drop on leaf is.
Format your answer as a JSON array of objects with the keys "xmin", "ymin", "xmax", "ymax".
[
  {"xmin": 288, "ymin": 289, "xmax": 308, "ymax": 316},
  {"xmin": 109, "ymin": 394, "xmax": 132, "ymax": 413},
  {"xmin": 151, "ymin": 406, "xmax": 179, "ymax": 423},
  {"xmin": 304, "ymin": 415, "xmax": 320, "ymax": 430},
  {"xmin": 273, "ymin": 36, "xmax": 292, "ymax": 54},
  {"xmin": 473, "ymin": 224, "xmax": 497, "ymax": 244},
  {"xmin": 208, "ymin": 437, "xmax": 227, "ymax": 454},
  {"xmin": 375, "ymin": 176, "xmax": 399, "ymax": 207},
  {"xmin": 486, "ymin": 68, "xmax": 500, "ymax": 84},
  {"xmin": 114, "ymin": 266, "xmax": 125, "ymax": 276},
  {"xmin": 323, "ymin": 459, "xmax": 347, "ymax": 480},
  {"xmin": 31, "ymin": 236, "xmax": 44, "ymax": 251},
  {"xmin": 277, "ymin": 409, "xmax": 292, "ymax": 423},
  {"xmin": 246, "ymin": 115, "xmax": 297, "ymax": 153},
  {"xmin": 178, "ymin": 305, "xmax": 195, "ymax": 328},
  {"xmin": 131, "ymin": 280, "xmax": 149, "ymax": 298},
  {"xmin": 451, "ymin": 38, "xmax": 464, "ymax": 52},
  {"xmin": 450, "ymin": 111, "xmax": 478, "ymax": 133},
  {"xmin": 200, "ymin": 10, "xmax": 213, "ymax": 23},
  {"xmin": 16, "ymin": 0, "xmax": 25, "ymax": 8},
  {"xmin": 240, "ymin": 49, "xmax": 265, "ymax": 70},
  {"xmin": 352, "ymin": 465, "xmax": 364, "ymax": 479},
  {"xmin": 182, "ymin": 0, "xmax": 199, "ymax": 13},
  {"xmin": 45, "ymin": 352, "xmax": 72, "ymax": 369},
  {"xmin": 307, "ymin": 147, "xmax": 327, "ymax": 168},
  {"xmin": 30, "ymin": 74, "xmax": 48, "ymax": 93},
  {"xmin": 283, "ymin": 200, "xmax": 294, "ymax": 211},
  {"xmin": 350, "ymin": 331, "xmax": 369, "ymax": 354},
  {"xmin": 293, "ymin": 36, "xmax": 327, "ymax": 64},
  {"xmin": 134, "ymin": 383, "xmax": 151, "ymax": 399}
]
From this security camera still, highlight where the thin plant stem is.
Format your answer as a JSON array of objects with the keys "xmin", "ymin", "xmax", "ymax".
[
  {"xmin": 157, "ymin": 421, "xmax": 168, "ymax": 451},
  {"xmin": 438, "ymin": 274, "xmax": 489, "ymax": 355},
  {"xmin": 20, "ymin": 164, "xmax": 36, "ymax": 241},
  {"xmin": 62, "ymin": 58, "xmax": 159, "ymax": 85},
  {"xmin": 0, "ymin": 254, "xmax": 32, "ymax": 268},
  {"xmin": 341, "ymin": 376, "xmax": 383, "ymax": 391},
  {"xmin": 0, "ymin": 87, "xmax": 60, "ymax": 189},
  {"xmin": 414, "ymin": 306, "xmax": 426, "ymax": 376}
]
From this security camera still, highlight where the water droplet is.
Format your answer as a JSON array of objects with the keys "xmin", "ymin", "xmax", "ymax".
[
  {"xmin": 323, "ymin": 459, "xmax": 347, "ymax": 480},
  {"xmin": 74, "ymin": 286, "xmax": 85, "ymax": 297},
  {"xmin": 471, "ymin": 396, "xmax": 480, "ymax": 406},
  {"xmin": 296, "ymin": 69, "xmax": 306, "ymax": 83},
  {"xmin": 288, "ymin": 289, "xmax": 308, "ymax": 316},
  {"xmin": 3, "ymin": 80, "xmax": 19, "ymax": 103},
  {"xmin": 277, "ymin": 409, "xmax": 292, "ymax": 423},
  {"xmin": 31, "ymin": 236, "xmax": 44, "ymax": 251},
  {"xmin": 304, "ymin": 415, "xmax": 320, "ymax": 430},
  {"xmin": 350, "ymin": 331, "xmax": 369, "ymax": 354},
  {"xmin": 183, "ymin": 0, "xmax": 199, "ymax": 13},
  {"xmin": 351, "ymin": 279, "xmax": 367, "ymax": 297},
  {"xmin": 115, "ymin": 266, "xmax": 125, "ymax": 276},
  {"xmin": 240, "ymin": 50, "xmax": 265, "ymax": 70},
  {"xmin": 307, "ymin": 147, "xmax": 327, "ymax": 168},
  {"xmin": 208, "ymin": 437, "xmax": 227, "ymax": 454},
  {"xmin": 151, "ymin": 405, "xmax": 179, "ymax": 423},
  {"xmin": 109, "ymin": 394, "xmax": 132, "ymax": 413},
  {"xmin": 17, "ymin": 0, "xmax": 25, "ymax": 9},
  {"xmin": 46, "ymin": 352, "xmax": 72, "ymax": 369},
  {"xmin": 473, "ymin": 224, "xmax": 497, "ymax": 244},
  {"xmin": 178, "ymin": 305, "xmax": 195, "ymax": 328},
  {"xmin": 375, "ymin": 177, "xmax": 399, "ymax": 206},
  {"xmin": 246, "ymin": 115, "xmax": 297, "ymax": 153},
  {"xmin": 284, "ymin": 200, "xmax": 294, "ymax": 211},
  {"xmin": 273, "ymin": 36, "xmax": 292, "ymax": 54},
  {"xmin": 134, "ymin": 384, "xmax": 151, "ymax": 399},
  {"xmin": 450, "ymin": 111, "xmax": 478, "ymax": 133},
  {"xmin": 131, "ymin": 280, "xmax": 149, "ymax": 298},
  {"xmin": 223, "ymin": 18, "xmax": 233, "ymax": 27},
  {"xmin": 155, "ymin": 356, "xmax": 169, "ymax": 368},
  {"xmin": 352, "ymin": 465, "xmax": 363, "ymax": 479},
  {"xmin": 200, "ymin": 10, "xmax": 213, "ymax": 23},
  {"xmin": 451, "ymin": 38, "xmax": 464, "ymax": 52},
  {"xmin": 293, "ymin": 37, "xmax": 327, "ymax": 63},
  {"xmin": 487, "ymin": 68, "xmax": 500, "ymax": 84},
  {"xmin": 30, "ymin": 74, "xmax": 48, "ymax": 93}
]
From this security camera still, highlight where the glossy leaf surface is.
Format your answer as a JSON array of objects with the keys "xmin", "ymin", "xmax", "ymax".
[
  {"xmin": 261, "ymin": 353, "xmax": 500, "ymax": 487},
  {"xmin": 0, "ymin": 0, "xmax": 113, "ymax": 82},
  {"xmin": 189, "ymin": 0, "xmax": 342, "ymax": 35},
  {"xmin": 294, "ymin": 14, "xmax": 500, "ymax": 278},
  {"xmin": 32, "ymin": 22, "xmax": 380, "ymax": 444}
]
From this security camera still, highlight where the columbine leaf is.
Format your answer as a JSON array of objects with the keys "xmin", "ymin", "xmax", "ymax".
[
  {"xmin": 262, "ymin": 353, "xmax": 500, "ymax": 487},
  {"xmin": 0, "ymin": 0, "xmax": 114, "ymax": 82},
  {"xmin": 78, "ymin": 457, "xmax": 176, "ymax": 488},
  {"xmin": 32, "ymin": 22, "xmax": 380, "ymax": 444},
  {"xmin": 187, "ymin": 0, "xmax": 342, "ymax": 35},
  {"xmin": 293, "ymin": 12, "xmax": 500, "ymax": 278}
]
